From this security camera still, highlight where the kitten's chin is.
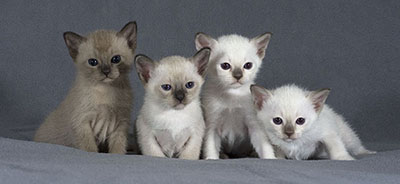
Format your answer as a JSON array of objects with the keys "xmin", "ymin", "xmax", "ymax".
[{"xmin": 174, "ymin": 104, "xmax": 186, "ymax": 110}]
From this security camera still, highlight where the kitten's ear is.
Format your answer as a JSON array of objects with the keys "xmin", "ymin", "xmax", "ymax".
[
  {"xmin": 250, "ymin": 32, "xmax": 272, "ymax": 59},
  {"xmin": 195, "ymin": 32, "xmax": 217, "ymax": 51},
  {"xmin": 191, "ymin": 47, "xmax": 211, "ymax": 77},
  {"xmin": 118, "ymin": 21, "xmax": 137, "ymax": 51},
  {"xmin": 308, "ymin": 88, "xmax": 331, "ymax": 113},
  {"xmin": 250, "ymin": 84, "xmax": 272, "ymax": 110},
  {"xmin": 63, "ymin": 32, "xmax": 86, "ymax": 60},
  {"xmin": 134, "ymin": 54, "xmax": 155, "ymax": 84}
]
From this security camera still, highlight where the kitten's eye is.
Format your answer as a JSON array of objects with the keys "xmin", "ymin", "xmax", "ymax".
[
  {"xmin": 272, "ymin": 117, "xmax": 283, "ymax": 125},
  {"xmin": 88, "ymin": 58, "xmax": 98, "ymax": 66},
  {"xmin": 111, "ymin": 55, "xmax": 121, "ymax": 64},
  {"xmin": 220, "ymin": 63, "xmax": 231, "ymax": 70},
  {"xmin": 296, "ymin": 117, "xmax": 305, "ymax": 125},
  {"xmin": 161, "ymin": 84, "xmax": 172, "ymax": 91},
  {"xmin": 243, "ymin": 62, "xmax": 253, "ymax": 70},
  {"xmin": 185, "ymin": 81, "xmax": 195, "ymax": 89}
]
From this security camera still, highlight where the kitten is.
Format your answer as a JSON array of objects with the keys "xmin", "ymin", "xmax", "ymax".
[
  {"xmin": 134, "ymin": 48, "xmax": 210, "ymax": 160},
  {"xmin": 250, "ymin": 84, "xmax": 376, "ymax": 160},
  {"xmin": 195, "ymin": 32, "xmax": 276, "ymax": 159},
  {"xmin": 34, "ymin": 22, "xmax": 137, "ymax": 154}
]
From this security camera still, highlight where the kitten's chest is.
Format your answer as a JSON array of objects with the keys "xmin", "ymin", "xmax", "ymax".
[
  {"xmin": 278, "ymin": 140, "xmax": 320, "ymax": 160},
  {"xmin": 153, "ymin": 128, "xmax": 191, "ymax": 158}
]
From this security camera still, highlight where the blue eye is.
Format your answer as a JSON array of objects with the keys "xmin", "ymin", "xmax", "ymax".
[
  {"xmin": 296, "ymin": 117, "xmax": 305, "ymax": 125},
  {"xmin": 111, "ymin": 55, "xmax": 121, "ymax": 64},
  {"xmin": 161, "ymin": 84, "xmax": 172, "ymax": 91},
  {"xmin": 273, "ymin": 117, "xmax": 283, "ymax": 125},
  {"xmin": 243, "ymin": 62, "xmax": 253, "ymax": 69},
  {"xmin": 185, "ymin": 81, "xmax": 194, "ymax": 89},
  {"xmin": 88, "ymin": 58, "xmax": 98, "ymax": 66},
  {"xmin": 220, "ymin": 62, "xmax": 231, "ymax": 70}
]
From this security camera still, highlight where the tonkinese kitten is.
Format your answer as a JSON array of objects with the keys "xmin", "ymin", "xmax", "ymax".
[
  {"xmin": 34, "ymin": 22, "xmax": 137, "ymax": 154},
  {"xmin": 250, "ymin": 84, "xmax": 375, "ymax": 160},
  {"xmin": 195, "ymin": 32, "xmax": 276, "ymax": 159},
  {"xmin": 135, "ymin": 48, "xmax": 210, "ymax": 160}
]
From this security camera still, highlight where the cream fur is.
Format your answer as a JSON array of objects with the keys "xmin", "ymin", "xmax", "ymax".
[{"xmin": 135, "ymin": 49, "xmax": 210, "ymax": 160}]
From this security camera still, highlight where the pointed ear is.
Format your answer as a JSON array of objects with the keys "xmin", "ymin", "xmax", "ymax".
[
  {"xmin": 195, "ymin": 32, "xmax": 217, "ymax": 51},
  {"xmin": 63, "ymin": 32, "xmax": 86, "ymax": 60},
  {"xmin": 118, "ymin": 21, "xmax": 137, "ymax": 51},
  {"xmin": 250, "ymin": 32, "xmax": 272, "ymax": 59},
  {"xmin": 308, "ymin": 88, "xmax": 331, "ymax": 113},
  {"xmin": 191, "ymin": 47, "xmax": 211, "ymax": 77},
  {"xmin": 250, "ymin": 85, "xmax": 272, "ymax": 110},
  {"xmin": 134, "ymin": 54, "xmax": 155, "ymax": 84}
]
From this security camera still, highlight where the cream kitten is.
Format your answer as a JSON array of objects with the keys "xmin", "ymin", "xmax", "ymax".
[
  {"xmin": 135, "ymin": 48, "xmax": 210, "ymax": 160},
  {"xmin": 195, "ymin": 32, "xmax": 276, "ymax": 159},
  {"xmin": 251, "ymin": 84, "xmax": 376, "ymax": 160},
  {"xmin": 34, "ymin": 22, "xmax": 137, "ymax": 154}
]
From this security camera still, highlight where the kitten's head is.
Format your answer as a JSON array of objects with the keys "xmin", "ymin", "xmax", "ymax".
[
  {"xmin": 63, "ymin": 21, "xmax": 137, "ymax": 83},
  {"xmin": 135, "ymin": 48, "xmax": 210, "ymax": 110},
  {"xmin": 251, "ymin": 84, "xmax": 330, "ymax": 142},
  {"xmin": 195, "ymin": 32, "xmax": 271, "ymax": 91}
]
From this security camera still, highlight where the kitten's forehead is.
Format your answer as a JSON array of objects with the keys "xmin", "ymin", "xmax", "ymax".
[
  {"xmin": 79, "ymin": 30, "xmax": 130, "ymax": 59},
  {"xmin": 267, "ymin": 85, "xmax": 313, "ymax": 118},
  {"xmin": 153, "ymin": 56, "xmax": 201, "ymax": 82},
  {"xmin": 216, "ymin": 34, "xmax": 258, "ymax": 64}
]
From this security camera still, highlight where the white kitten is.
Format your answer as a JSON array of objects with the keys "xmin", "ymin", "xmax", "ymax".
[
  {"xmin": 134, "ymin": 48, "xmax": 210, "ymax": 160},
  {"xmin": 195, "ymin": 32, "xmax": 276, "ymax": 159},
  {"xmin": 251, "ymin": 84, "xmax": 376, "ymax": 160}
]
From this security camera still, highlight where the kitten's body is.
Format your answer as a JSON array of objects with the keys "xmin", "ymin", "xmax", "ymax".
[
  {"xmin": 34, "ymin": 22, "xmax": 137, "ymax": 154},
  {"xmin": 251, "ymin": 84, "xmax": 375, "ymax": 160},
  {"xmin": 135, "ymin": 49, "xmax": 210, "ymax": 159},
  {"xmin": 195, "ymin": 33, "xmax": 275, "ymax": 159}
]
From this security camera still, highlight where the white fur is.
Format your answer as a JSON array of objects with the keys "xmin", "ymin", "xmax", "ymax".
[
  {"xmin": 252, "ymin": 84, "xmax": 375, "ymax": 160},
  {"xmin": 196, "ymin": 33, "xmax": 275, "ymax": 159}
]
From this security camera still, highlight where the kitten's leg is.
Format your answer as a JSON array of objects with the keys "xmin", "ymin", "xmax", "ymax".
[
  {"xmin": 337, "ymin": 119, "xmax": 376, "ymax": 155},
  {"xmin": 203, "ymin": 127, "xmax": 221, "ymax": 159},
  {"xmin": 323, "ymin": 134, "xmax": 354, "ymax": 160},
  {"xmin": 74, "ymin": 122, "xmax": 98, "ymax": 152},
  {"xmin": 179, "ymin": 135, "xmax": 202, "ymax": 160},
  {"xmin": 275, "ymin": 148, "xmax": 286, "ymax": 159},
  {"xmin": 108, "ymin": 122, "xmax": 128, "ymax": 154},
  {"xmin": 248, "ymin": 122, "xmax": 276, "ymax": 159},
  {"xmin": 140, "ymin": 135, "xmax": 166, "ymax": 157}
]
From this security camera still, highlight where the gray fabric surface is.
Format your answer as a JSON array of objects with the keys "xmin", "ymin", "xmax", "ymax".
[
  {"xmin": 1, "ymin": 0, "xmax": 400, "ymax": 183},
  {"xmin": 0, "ymin": 138, "xmax": 399, "ymax": 184}
]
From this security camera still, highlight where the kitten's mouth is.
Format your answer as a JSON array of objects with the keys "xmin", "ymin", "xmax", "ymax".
[
  {"xmin": 174, "ymin": 103, "xmax": 186, "ymax": 110},
  {"xmin": 102, "ymin": 77, "xmax": 115, "ymax": 82},
  {"xmin": 230, "ymin": 81, "xmax": 243, "ymax": 88}
]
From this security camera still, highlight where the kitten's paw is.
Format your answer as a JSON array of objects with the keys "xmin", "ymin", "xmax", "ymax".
[
  {"xmin": 205, "ymin": 156, "xmax": 219, "ymax": 160},
  {"xmin": 332, "ymin": 154, "xmax": 355, "ymax": 161},
  {"xmin": 360, "ymin": 150, "xmax": 377, "ymax": 155}
]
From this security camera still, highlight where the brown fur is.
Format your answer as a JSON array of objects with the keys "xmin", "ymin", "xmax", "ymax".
[{"xmin": 34, "ymin": 22, "xmax": 137, "ymax": 154}]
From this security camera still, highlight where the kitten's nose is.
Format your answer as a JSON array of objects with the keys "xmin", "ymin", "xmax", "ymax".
[
  {"xmin": 284, "ymin": 125, "xmax": 295, "ymax": 137},
  {"xmin": 102, "ymin": 67, "xmax": 111, "ymax": 76},
  {"xmin": 285, "ymin": 131, "xmax": 294, "ymax": 137},
  {"xmin": 174, "ymin": 90, "xmax": 185, "ymax": 103},
  {"xmin": 232, "ymin": 68, "xmax": 242, "ymax": 80}
]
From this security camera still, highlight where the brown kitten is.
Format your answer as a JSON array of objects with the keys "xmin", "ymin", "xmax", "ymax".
[{"xmin": 34, "ymin": 22, "xmax": 137, "ymax": 154}]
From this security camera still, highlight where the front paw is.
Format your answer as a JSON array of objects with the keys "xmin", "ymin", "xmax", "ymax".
[
  {"xmin": 332, "ymin": 154, "xmax": 355, "ymax": 160},
  {"xmin": 205, "ymin": 156, "xmax": 219, "ymax": 160}
]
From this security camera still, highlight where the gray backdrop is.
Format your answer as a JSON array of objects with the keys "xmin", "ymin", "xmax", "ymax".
[{"xmin": 0, "ymin": 0, "xmax": 399, "ymax": 145}]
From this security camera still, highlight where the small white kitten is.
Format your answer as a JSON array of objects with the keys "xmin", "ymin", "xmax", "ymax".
[
  {"xmin": 195, "ymin": 32, "xmax": 276, "ymax": 159},
  {"xmin": 250, "ymin": 84, "xmax": 375, "ymax": 160},
  {"xmin": 134, "ymin": 48, "xmax": 210, "ymax": 160}
]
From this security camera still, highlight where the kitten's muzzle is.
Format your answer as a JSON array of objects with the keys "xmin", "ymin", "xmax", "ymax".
[
  {"xmin": 232, "ymin": 68, "xmax": 243, "ymax": 80},
  {"xmin": 284, "ymin": 125, "xmax": 295, "ymax": 138},
  {"xmin": 101, "ymin": 66, "xmax": 111, "ymax": 76},
  {"xmin": 174, "ymin": 90, "xmax": 185, "ymax": 103}
]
